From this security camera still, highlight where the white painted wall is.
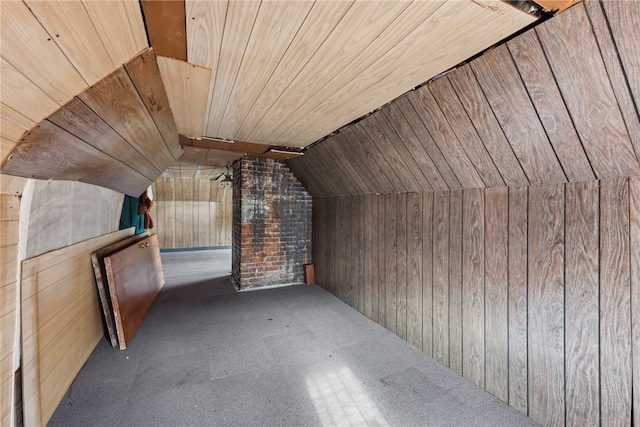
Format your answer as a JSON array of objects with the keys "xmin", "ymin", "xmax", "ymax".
[{"xmin": 20, "ymin": 180, "xmax": 124, "ymax": 259}]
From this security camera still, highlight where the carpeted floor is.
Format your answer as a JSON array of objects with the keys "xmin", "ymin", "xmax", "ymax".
[{"xmin": 49, "ymin": 248, "xmax": 539, "ymax": 426}]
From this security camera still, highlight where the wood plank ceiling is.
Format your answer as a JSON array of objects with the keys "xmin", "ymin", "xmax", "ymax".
[
  {"xmin": 0, "ymin": 0, "xmax": 581, "ymax": 195},
  {"xmin": 186, "ymin": 0, "xmax": 537, "ymax": 147},
  {"xmin": 289, "ymin": 0, "xmax": 640, "ymax": 197}
]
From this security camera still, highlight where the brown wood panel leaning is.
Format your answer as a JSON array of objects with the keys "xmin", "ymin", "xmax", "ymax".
[
  {"xmin": 396, "ymin": 193, "xmax": 408, "ymax": 340},
  {"xmin": 483, "ymin": 187, "xmax": 509, "ymax": 402},
  {"xmin": 1, "ymin": 121, "xmax": 151, "ymax": 197},
  {"xmin": 507, "ymin": 186, "xmax": 528, "ymax": 415},
  {"xmin": 536, "ymin": 3, "xmax": 640, "ymax": 179},
  {"xmin": 564, "ymin": 180, "xmax": 600, "ymax": 426},
  {"xmin": 381, "ymin": 102, "xmax": 447, "ymax": 190},
  {"xmin": 124, "ymin": 49, "xmax": 183, "ymax": 161},
  {"xmin": 527, "ymin": 183, "xmax": 565, "ymax": 427},
  {"xmin": 78, "ymin": 67, "xmax": 175, "ymax": 172},
  {"xmin": 599, "ymin": 178, "xmax": 632, "ymax": 426},
  {"xmin": 462, "ymin": 188, "xmax": 485, "ymax": 387},
  {"xmin": 432, "ymin": 191, "xmax": 450, "ymax": 366},
  {"xmin": 507, "ymin": 30, "xmax": 595, "ymax": 182},
  {"xmin": 384, "ymin": 194, "xmax": 398, "ymax": 333},
  {"xmin": 630, "ymin": 176, "xmax": 640, "ymax": 427},
  {"xmin": 585, "ymin": 0, "xmax": 640, "ymax": 160},
  {"xmin": 47, "ymin": 97, "xmax": 160, "ymax": 180},
  {"xmin": 104, "ymin": 234, "xmax": 164, "ymax": 349},
  {"xmin": 394, "ymin": 97, "xmax": 461, "ymax": 189},
  {"xmin": 448, "ymin": 189, "xmax": 463, "ymax": 376},
  {"xmin": 406, "ymin": 192, "xmax": 423, "ymax": 350},
  {"xmin": 407, "ymin": 87, "xmax": 484, "ymax": 188},
  {"xmin": 312, "ymin": 142, "xmax": 353, "ymax": 196},
  {"xmin": 471, "ymin": 46, "xmax": 566, "ymax": 186},
  {"xmin": 428, "ymin": 77, "xmax": 504, "ymax": 187},
  {"xmin": 374, "ymin": 111, "xmax": 432, "ymax": 192},
  {"xmin": 447, "ymin": 65, "xmax": 529, "ymax": 188},
  {"xmin": 600, "ymin": 0, "xmax": 640, "ymax": 157},
  {"xmin": 422, "ymin": 191, "xmax": 434, "ymax": 356},
  {"xmin": 140, "ymin": 0, "xmax": 187, "ymax": 61}
]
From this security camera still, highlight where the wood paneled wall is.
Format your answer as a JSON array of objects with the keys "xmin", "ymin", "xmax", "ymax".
[
  {"xmin": 21, "ymin": 228, "xmax": 135, "ymax": 427},
  {"xmin": 313, "ymin": 177, "xmax": 640, "ymax": 426},
  {"xmin": 289, "ymin": 1, "xmax": 640, "ymax": 197},
  {"xmin": 0, "ymin": 193, "xmax": 21, "ymax": 426},
  {"xmin": 152, "ymin": 177, "xmax": 232, "ymax": 249}
]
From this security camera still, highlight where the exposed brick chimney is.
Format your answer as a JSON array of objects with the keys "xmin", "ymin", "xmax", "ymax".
[{"xmin": 231, "ymin": 158, "xmax": 312, "ymax": 289}]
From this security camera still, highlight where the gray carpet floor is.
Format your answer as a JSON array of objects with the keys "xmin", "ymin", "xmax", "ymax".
[{"xmin": 49, "ymin": 249, "xmax": 539, "ymax": 427}]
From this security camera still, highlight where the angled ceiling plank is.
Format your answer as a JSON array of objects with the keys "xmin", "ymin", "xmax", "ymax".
[
  {"xmin": 471, "ymin": 45, "xmax": 567, "ymax": 186},
  {"xmin": 78, "ymin": 67, "xmax": 175, "ymax": 172},
  {"xmin": 47, "ymin": 97, "xmax": 161, "ymax": 181},
  {"xmin": 446, "ymin": 64, "xmax": 530, "ymax": 188},
  {"xmin": 536, "ymin": 2, "xmax": 640, "ymax": 179},
  {"xmin": 25, "ymin": 0, "xmax": 115, "ymax": 84},
  {"xmin": 0, "ymin": 121, "xmax": 151, "ymax": 196},
  {"xmin": 125, "ymin": 49, "xmax": 183, "ymax": 160},
  {"xmin": 428, "ymin": 76, "xmax": 506, "ymax": 187},
  {"xmin": 380, "ymin": 102, "xmax": 448, "ymax": 191},
  {"xmin": 140, "ymin": 0, "xmax": 187, "ymax": 61},
  {"xmin": 157, "ymin": 56, "xmax": 212, "ymax": 139},
  {"xmin": 0, "ymin": 1, "xmax": 87, "ymax": 104},
  {"xmin": 507, "ymin": 29, "xmax": 595, "ymax": 182},
  {"xmin": 82, "ymin": 1, "xmax": 144, "ymax": 68}
]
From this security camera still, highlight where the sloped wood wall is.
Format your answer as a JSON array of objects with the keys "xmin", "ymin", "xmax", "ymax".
[
  {"xmin": 1, "ymin": 49, "xmax": 182, "ymax": 197},
  {"xmin": 289, "ymin": 1, "xmax": 640, "ymax": 196},
  {"xmin": 152, "ymin": 177, "xmax": 232, "ymax": 249},
  {"xmin": 313, "ymin": 178, "xmax": 640, "ymax": 426}
]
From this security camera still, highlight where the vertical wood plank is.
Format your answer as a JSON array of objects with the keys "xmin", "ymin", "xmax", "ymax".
[
  {"xmin": 528, "ymin": 183, "xmax": 565, "ymax": 426},
  {"xmin": 484, "ymin": 187, "xmax": 509, "ymax": 402},
  {"xmin": 163, "ymin": 178, "xmax": 173, "ymax": 249},
  {"xmin": 600, "ymin": 178, "xmax": 632, "ymax": 426},
  {"xmin": 422, "ymin": 192, "xmax": 434, "ymax": 356},
  {"xmin": 384, "ymin": 194, "xmax": 397, "ymax": 333},
  {"xmin": 378, "ymin": 195, "xmax": 387, "ymax": 328},
  {"xmin": 364, "ymin": 195, "xmax": 373, "ymax": 319},
  {"xmin": 565, "ymin": 180, "xmax": 600, "ymax": 426},
  {"xmin": 432, "ymin": 191, "xmax": 450, "ymax": 366},
  {"xmin": 508, "ymin": 186, "xmax": 528, "ymax": 414},
  {"xmin": 448, "ymin": 189, "xmax": 463, "ymax": 375},
  {"xmin": 396, "ymin": 193, "xmax": 408, "ymax": 340},
  {"xmin": 184, "ymin": 179, "xmax": 194, "ymax": 248},
  {"xmin": 462, "ymin": 188, "xmax": 485, "ymax": 387},
  {"xmin": 630, "ymin": 176, "xmax": 640, "ymax": 427},
  {"xmin": 406, "ymin": 192, "xmax": 423, "ymax": 349},
  {"xmin": 358, "ymin": 195, "xmax": 366, "ymax": 314},
  {"xmin": 371, "ymin": 195, "xmax": 380, "ymax": 323}
]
